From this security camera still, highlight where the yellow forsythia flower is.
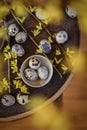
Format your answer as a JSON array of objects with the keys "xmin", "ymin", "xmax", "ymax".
[
  {"xmin": 61, "ymin": 64, "xmax": 68, "ymax": 74},
  {"xmin": 29, "ymin": 6, "xmax": 37, "ymax": 13},
  {"xmin": 20, "ymin": 85, "xmax": 29, "ymax": 94},
  {"xmin": 11, "ymin": 1, "xmax": 27, "ymax": 17},
  {"xmin": 36, "ymin": 48, "xmax": 43, "ymax": 54},
  {"xmin": 54, "ymin": 57, "xmax": 63, "ymax": 64},
  {"xmin": 66, "ymin": 48, "xmax": 75, "ymax": 58},
  {"xmin": 3, "ymin": 45, "xmax": 10, "ymax": 53},
  {"xmin": 0, "ymin": 26, "xmax": 8, "ymax": 40},
  {"xmin": 4, "ymin": 52, "xmax": 11, "ymax": 60},
  {"xmin": 32, "ymin": 29, "xmax": 40, "ymax": 36},
  {"xmin": 55, "ymin": 49, "xmax": 61, "ymax": 55},
  {"xmin": 17, "ymin": 16, "xmax": 26, "ymax": 23},
  {"xmin": 48, "ymin": 36, "xmax": 53, "ymax": 43},
  {"xmin": 13, "ymin": 80, "xmax": 29, "ymax": 94}
]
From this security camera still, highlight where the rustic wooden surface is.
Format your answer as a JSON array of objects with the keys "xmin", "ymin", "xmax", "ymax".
[
  {"xmin": 0, "ymin": 18, "xmax": 87, "ymax": 130},
  {"xmin": 0, "ymin": 32, "xmax": 87, "ymax": 130}
]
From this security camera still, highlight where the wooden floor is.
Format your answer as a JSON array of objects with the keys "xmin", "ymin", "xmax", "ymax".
[{"xmin": 0, "ymin": 33, "xmax": 87, "ymax": 130}]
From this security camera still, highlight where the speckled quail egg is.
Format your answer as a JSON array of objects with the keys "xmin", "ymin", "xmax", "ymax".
[
  {"xmin": 12, "ymin": 44, "xmax": 25, "ymax": 57},
  {"xmin": 17, "ymin": 93, "xmax": 30, "ymax": 105},
  {"xmin": 24, "ymin": 68, "xmax": 38, "ymax": 81},
  {"xmin": 15, "ymin": 31, "xmax": 27, "ymax": 43},
  {"xmin": 65, "ymin": 6, "xmax": 77, "ymax": 18},
  {"xmin": 38, "ymin": 66, "xmax": 48, "ymax": 80},
  {"xmin": 39, "ymin": 39, "xmax": 52, "ymax": 54},
  {"xmin": 29, "ymin": 57, "xmax": 41, "ymax": 70},
  {"xmin": 56, "ymin": 31, "xmax": 68, "ymax": 44},
  {"xmin": 1, "ymin": 94, "xmax": 15, "ymax": 107},
  {"xmin": 8, "ymin": 24, "xmax": 19, "ymax": 36}
]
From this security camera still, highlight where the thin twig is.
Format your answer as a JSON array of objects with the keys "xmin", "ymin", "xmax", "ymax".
[
  {"xmin": 25, "ymin": 6, "xmax": 72, "ymax": 70},
  {"xmin": 4, "ymin": 18, "xmax": 11, "ymax": 93},
  {"xmin": 10, "ymin": 10, "xmax": 63, "ymax": 78},
  {"xmin": 25, "ymin": 7, "xmax": 64, "ymax": 54},
  {"xmin": 0, "ymin": 39, "xmax": 4, "ymax": 50}
]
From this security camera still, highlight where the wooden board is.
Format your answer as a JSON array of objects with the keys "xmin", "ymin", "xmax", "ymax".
[{"xmin": 0, "ymin": 6, "xmax": 80, "ymax": 121}]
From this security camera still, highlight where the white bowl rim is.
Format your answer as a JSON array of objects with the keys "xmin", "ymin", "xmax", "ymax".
[{"xmin": 20, "ymin": 55, "xmax": 53, "ymax": 88}]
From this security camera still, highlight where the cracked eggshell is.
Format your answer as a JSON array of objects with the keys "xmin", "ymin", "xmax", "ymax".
[
  {"xmin": 65, "ymin": 6, "xmax": 77, "ymax": 18},
  {"xmin": 17, "ymin": 93, "xmax": 30, "ymax": 105},
  {"xmin": 39, "ymin": 39, "xmax": 52, "ymax": 54},
  {"xmin": 24, "ymin": 68, "xmax": 38, "ymax": 81},
  {"xmin": 8, "ymin": 24, "xmax": 19, "ymax": 36},
  {"xmin": 29, "ymin": 57, "xmax": 41, "ymax": 70},
  {"xmin": 56, "ymin": 31, "xmax": 68, "ymax": 44},
  {"xmin": 1, "ymin": 94, "xmax": 15, "ymax": 107},
  {"xmin": 12, "ymin": 44, "xmax": 25, "ymax": 57},
  {"xmin": 15, "ymin": 31, "xmax": 27, "ymax": 43}
]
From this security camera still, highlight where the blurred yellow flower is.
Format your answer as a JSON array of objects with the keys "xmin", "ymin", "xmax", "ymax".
[
  {"xmin": 70, "ymin": 0, "xmax": 87, "ymax": 33},
  {"xmin": 0, "ymin": 26, "xmax": 8, "ymax": 40},
  {"xmin": 70, "ymin": 51, "xmax": 86, "ymax": 73},
  {"xmin": 13, "ymin": 80, "xmax": 29, "ymax": 94},
  {"xmin": 26, "ymin": 95, "xmax": 70, "ymax": 130},
  {"xmin": 11, "ymin": 1, "xmax": 28, "ymax": 17},
  {"xmin": 61, "ymin": 64, "xmax": 68, "ymax": 74},
  {"xmin": 0, "ymin": 2, "xmax": 10, "ymax": 20}
]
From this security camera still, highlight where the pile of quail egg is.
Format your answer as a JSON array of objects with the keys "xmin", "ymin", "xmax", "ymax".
[
  {"xmin": 8, "ymin": 23, "xmax": 27, "ymax": 57},
  {"xmin": 1, "ymin": 93, "xmax": 30, "ymax": 106},
  {"xmin": 1, "ymin": 6, "xmax": 77, "ymax": 107},
  {"xmin": 24, "ymin": 56, "xmax": 49, "ymax": 82},
  {"xmin": 0, "ymin": 24, "xmax": 29, "ymax": 107},
  {"xmin": 35, "ymin": 6, "xmax": 77, "ymax": 45}
]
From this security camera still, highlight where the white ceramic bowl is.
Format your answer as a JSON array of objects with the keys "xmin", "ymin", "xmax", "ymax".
[{"xmin": 20, "ymin": 55, "xmax": 53, "ymax": 88}]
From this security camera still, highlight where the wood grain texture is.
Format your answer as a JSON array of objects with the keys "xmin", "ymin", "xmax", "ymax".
[
  {"xmin": 0, "ymin": 6, "xmax": 80, "ymax": 120},
  {"xmin": 0, "ymin": 33, "xmax": 87, "ymax": 130},
  {"xmin": 63, "ymin": 32, "xmax": 87, "ymax": 130},
  {"xmin": 0, "ymin": 2, "xmax": 87, "ymax": 129}
]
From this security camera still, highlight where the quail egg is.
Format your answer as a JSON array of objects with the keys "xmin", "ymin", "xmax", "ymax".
[
  {"xmin": 15, "ymin": 31, "xmax": 27, "ymax": 43},
  {"xmin": 24, "ymin": 68, "xmax": 38, "ymax": 81},
  {"xmin": 38, "ymin": 66, "xmax": 48, "ymax": 80},
  {"xmin": 17, "ymin": 93, "xmax": 30, "ymax": 105},
  {"xmin": 39, "ymin": 39, "xmax": 52, "ymax": 54},
  {"xmin": 8, "ymin": 24, "xmax": 19, "ymax": 36},
  {"xmin": 1, "ymin": 94, "xmax": 15, "ymax": 107},
  {"xmin": 12, "ymin": 44, "xmax": 25, "ymax": 57},
  {"xmin": 29, "ymin": 57, "xmax": 41, "ymax": 70},
  {"xmin": 56, "ymin": 31, "xmax": 68, "ymax": 44}
]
